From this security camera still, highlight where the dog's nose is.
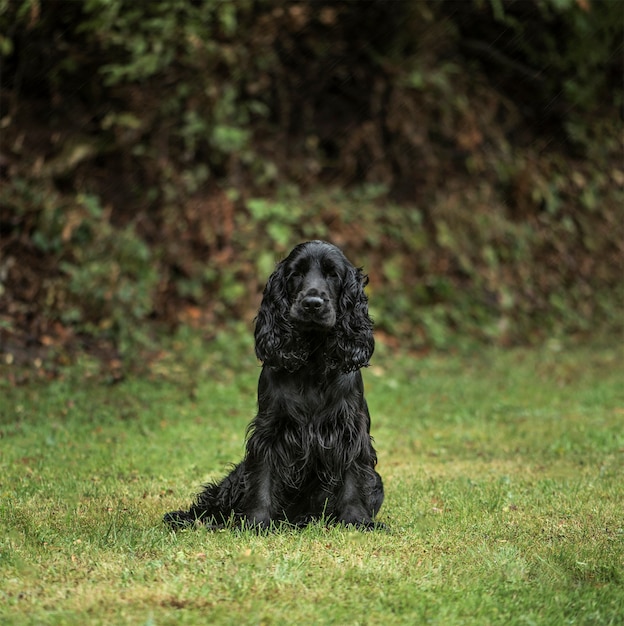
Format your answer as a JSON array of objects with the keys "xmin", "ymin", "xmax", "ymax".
[{"xmin": 302, "ymin": 295, "xmax": 324, "ymax": 311}]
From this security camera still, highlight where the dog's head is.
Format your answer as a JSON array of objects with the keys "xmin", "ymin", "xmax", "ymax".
[{"xmin": 254, "ymin": 241, "xmax": 374, "ymax": 373}]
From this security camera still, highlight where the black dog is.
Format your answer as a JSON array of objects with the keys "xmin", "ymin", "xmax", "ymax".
[{"xmin": 164, "ymin": 240, "xmax": 383, "ymax": 530}]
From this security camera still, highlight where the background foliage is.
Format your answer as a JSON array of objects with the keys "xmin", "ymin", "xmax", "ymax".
[{"xmin": 1, "ymin": 0, "xmax": 622, "ymax": 365}]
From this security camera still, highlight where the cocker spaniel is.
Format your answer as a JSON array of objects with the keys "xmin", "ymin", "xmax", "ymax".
[{"xmin": 164, "ymin": 240, "xmax": 383, "ymax": 530}]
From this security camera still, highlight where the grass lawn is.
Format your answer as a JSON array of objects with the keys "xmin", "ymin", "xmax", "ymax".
[{"xmin": 1, "ymin": 335, "xmax": 622, "ymax": 625}]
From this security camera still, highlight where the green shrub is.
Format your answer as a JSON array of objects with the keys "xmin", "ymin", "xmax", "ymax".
[{"xmin": 0, "ymin": 0, "xmax": 621, "ymax": 359}]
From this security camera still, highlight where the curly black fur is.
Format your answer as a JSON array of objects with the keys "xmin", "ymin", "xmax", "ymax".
[{"xmin": 164, "ymin": 241, "xmax": 383, "ymax": 530}]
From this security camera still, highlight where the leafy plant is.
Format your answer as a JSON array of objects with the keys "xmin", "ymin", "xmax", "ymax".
[
  {"xmin": 58, "ymin": 196, "xmax": 158, "ymax": 355},
  {"xmin": 0, "ymin": 0, "xmax": 621, "ymax": 361}
]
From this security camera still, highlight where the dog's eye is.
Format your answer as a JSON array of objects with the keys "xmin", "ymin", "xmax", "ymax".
[
  {"xmin": 324, "ymin": 265, "xmax": 341, "ymax": 280},
  {"xmin": 289, "ymin": 260, "xmax": 309, "ymax": 279},
  {"xmin": 287, "ymin": 271, "xmax": 303, "ymax": 293}
]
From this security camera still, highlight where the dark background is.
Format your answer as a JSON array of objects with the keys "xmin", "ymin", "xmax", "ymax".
[{"xmin": 1, "ymin": 0, "xmax": 622, "ymax": 372}]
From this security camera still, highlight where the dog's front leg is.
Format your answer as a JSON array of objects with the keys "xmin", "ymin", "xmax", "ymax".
[
  {"xmin": 334, "ymin": 468, "xmax": 376, "ymax": 528},
  {"xmin": 242, "ymin": 463, "xmax": 276, "ymax": 529}
]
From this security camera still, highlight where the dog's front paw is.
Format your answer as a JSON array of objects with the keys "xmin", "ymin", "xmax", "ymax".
[{"xmin": 241, "ymin": 511, "xmax": 272, "ymax": 532}]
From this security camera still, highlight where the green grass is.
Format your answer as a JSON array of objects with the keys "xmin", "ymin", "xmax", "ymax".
[{"xmin": 1, "ymin": 337, "xmax": 623, "ymax": 625}]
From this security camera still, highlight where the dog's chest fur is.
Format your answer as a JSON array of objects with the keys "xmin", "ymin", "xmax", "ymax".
[{"xmin": 249, "ymin": 368, "xmax": 368, "ymax": 481}]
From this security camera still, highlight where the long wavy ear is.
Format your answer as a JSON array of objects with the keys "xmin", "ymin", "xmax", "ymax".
[
  {"xmin": 254, "ymin": 260, "xmax": 308, "ymax": 371},
  {"xmin": 334, "ymin": 264, "xmax": 374, "ymax": 372},
  {"xmin": 254, "ymin": 260, "xmax": 289, "ymax": 367}
]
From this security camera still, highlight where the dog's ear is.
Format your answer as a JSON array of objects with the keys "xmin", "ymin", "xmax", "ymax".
[
  {"xmin": 254, "ymin": 259, "xmax": 289, "ymax": 366},
  {"xmin": 334, "ymin": 265, "xmax": 374, "ymax": 371},
  {"xmin": 254, "ymin": 259, "xmax": 309, "ymax": 371}
]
